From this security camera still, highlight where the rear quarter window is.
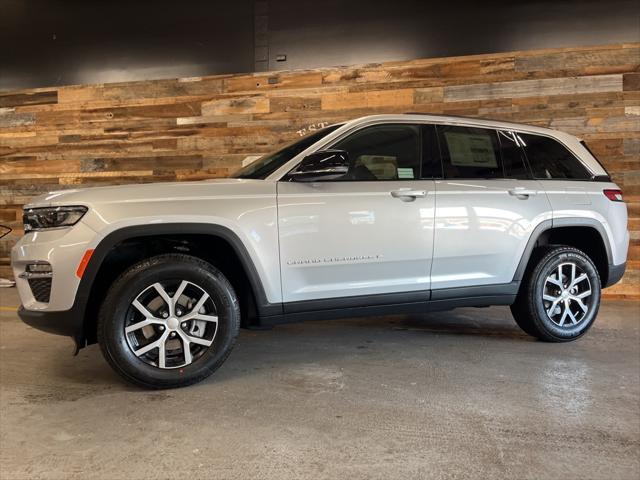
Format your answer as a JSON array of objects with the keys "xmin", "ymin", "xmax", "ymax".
[{"xmin": 520, "ymin": 133, "xmax": 591, "ymax": 180}]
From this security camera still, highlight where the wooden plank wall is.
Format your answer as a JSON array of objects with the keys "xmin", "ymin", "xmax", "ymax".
[{"xmin": 1, "ymin": 43, "xmax": 639, "ymax": 297}]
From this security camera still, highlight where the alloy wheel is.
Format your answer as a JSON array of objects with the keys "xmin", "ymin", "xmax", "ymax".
[
  {"xmin": 542, "ymin": 262, "xmax": 592, "ymax": 327},
  {"xmin": 124, "ymin": 280, "xmax": 218, "ymax": 369}
]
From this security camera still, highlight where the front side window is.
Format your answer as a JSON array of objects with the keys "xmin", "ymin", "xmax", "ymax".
[
  {"xmin": 437, "ymin": 125, "xmax": 502, "ymax": 179},
  {"xmin": 519, "ymin": 133, "xmax": 591, "ymax": 180},
  {"xmin": 332, "ymin": 124, "xmax": 421, "ymax": 180}
]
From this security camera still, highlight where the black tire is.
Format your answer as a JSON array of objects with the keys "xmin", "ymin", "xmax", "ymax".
[
  {"xmin": 511, "ymin": 245, "xmax": 601, "ymax": 342},
  {"xmin": 98, "ymin": 254, "xmax": 240, "ymax": 389}
]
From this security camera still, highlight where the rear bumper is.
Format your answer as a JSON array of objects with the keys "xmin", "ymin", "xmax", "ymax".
[
  {"xmin": 605, "ymin": 262, "xmax": 626, "ymax": 288},
  {"xmin": 18, "ymin": 305, "xmax": 84, "ymax": 347}
]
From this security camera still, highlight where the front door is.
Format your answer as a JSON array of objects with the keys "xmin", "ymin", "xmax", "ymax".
[{"xmin": 277, "ymin": 123, "xmax": 437, "ymax": 303}]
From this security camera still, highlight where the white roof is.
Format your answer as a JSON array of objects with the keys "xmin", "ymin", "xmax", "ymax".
[{"xmin": 340, "ymin": 114, "xmax": 579, "ymax": 142}]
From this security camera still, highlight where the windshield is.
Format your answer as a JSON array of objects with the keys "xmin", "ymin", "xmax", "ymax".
[{"xmin": 230, "ymin": 124, "xmax": 342, "ymax": 179}]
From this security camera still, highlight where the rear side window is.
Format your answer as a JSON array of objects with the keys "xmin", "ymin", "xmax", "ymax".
[
  {"xmin": 519, "ymin": 133, "xmax": 591, "ymax": 180},
  {"xmin": 437, "ymin": 125, "xmax": 502, "ymax": 179}
]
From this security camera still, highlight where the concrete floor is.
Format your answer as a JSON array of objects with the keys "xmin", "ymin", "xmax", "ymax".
[{"xmin": 0, "ymin": 287, "xmax": 639, "ymax": 480}]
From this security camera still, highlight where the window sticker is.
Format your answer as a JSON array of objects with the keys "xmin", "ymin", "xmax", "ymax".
[
  {"xmin": 444, "ymin": 132, "xmax": 497, "ymax": 168},
  {"xmin": 397, "ymin": 167, "xmax": 414, "ymax": 179}
]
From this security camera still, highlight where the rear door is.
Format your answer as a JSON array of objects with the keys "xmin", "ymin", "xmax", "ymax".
[{"xmin": 431, "ymin": 125, "xmax": 552, "ymax": 290}]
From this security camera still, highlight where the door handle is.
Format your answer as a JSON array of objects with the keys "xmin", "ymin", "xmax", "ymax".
[
  {"xmin": 390, "ymin": 189, "xmax": 427, "ymax": 202},
  {"xmin": 508, "ymin": 187, "xmax": 538, "ymax": 199}
]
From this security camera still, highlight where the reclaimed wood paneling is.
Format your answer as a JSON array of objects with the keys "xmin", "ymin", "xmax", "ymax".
[
  {"xmin": 1, "ymin": 43, "xmax": 639, "ymax": 297},
  {"xmin": 0, "ymin": 91, "xmax": 58, "ymax": 108},
  {"xmin": 443, "ymin": 75, "xmax": 624, "ymax": 102}
]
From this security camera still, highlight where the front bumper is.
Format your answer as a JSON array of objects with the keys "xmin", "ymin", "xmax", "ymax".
[
  {"xmin": 18, "ymin": 305, "xmax": 77, "ymax": 336},
  {"xmin": 18, "ymin": 305, "xmax": 84, "ymax": 348},
  {"xmin": 11, "ymin": 222, "xmax": 95, "ymax": 311}
]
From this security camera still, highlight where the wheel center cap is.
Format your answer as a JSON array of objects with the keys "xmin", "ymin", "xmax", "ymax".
[{"xmin": 166, "ymin": 317, "xmax": 179, "ymax": 330}]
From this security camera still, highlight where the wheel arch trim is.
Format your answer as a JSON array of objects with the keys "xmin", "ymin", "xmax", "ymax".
[
  {"xmin": 513, "ymin": 218, "xmax": 613, "ymax": 284},
  {"xmin": 76, "ymin": 223, "xmax": 281, "ymax": 338}
]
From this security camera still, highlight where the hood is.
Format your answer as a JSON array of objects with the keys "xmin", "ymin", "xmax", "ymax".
[{"xmin": 24, "ymin": 178, "xmax": 275, "ymax": 209}]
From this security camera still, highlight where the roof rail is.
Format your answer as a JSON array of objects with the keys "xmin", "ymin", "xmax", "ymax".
[
  {"xmin": 402, "ymin": 112, "xmax": 534, "ymax": 127},
  {"xmin": 404, "ymin": 112, "xmax": 487, "ymax": 121}
]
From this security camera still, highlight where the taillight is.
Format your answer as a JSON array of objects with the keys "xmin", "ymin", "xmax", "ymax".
[{"xmin": 603, "ymin": 189, "xmax": 623, "ymax": 202}]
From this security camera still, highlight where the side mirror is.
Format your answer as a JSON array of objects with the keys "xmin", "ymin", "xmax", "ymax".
[{"xmin": 288, "ymin": 150, "xmax": 349, "ymax": 182}]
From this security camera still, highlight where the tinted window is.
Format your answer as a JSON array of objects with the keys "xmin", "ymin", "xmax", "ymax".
[
  {"xmin": 520, "ymin": 133, "xmax": 591, "ymax": 180},
  {"xmin": 422, "ymin": 124, "xmax": 442, "ymax": 178},
  {"xmin": 437, "ymin": 125, "xmax": 502, "ymax": 179},
  {"xmin": 231, "ymin": 124, "xmax": 341, "ymax": 179},
  {"xmin": 499, "ymin": 130, "xmax": 529, "ymax": 179},
  {"xmin": 333, "ymin": 124, "xmax": 421, "ymax": 180}
]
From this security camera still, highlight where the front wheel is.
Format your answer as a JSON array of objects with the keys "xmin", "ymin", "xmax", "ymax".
[
  {"xmin": 98, "ymin": 254, "xmax": 240, "ymax": 389},
  {"xmin": 511, "ymin": 246, "xmax": 601, "ymax": 342}
]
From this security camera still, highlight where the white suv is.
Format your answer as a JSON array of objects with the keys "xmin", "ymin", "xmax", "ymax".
[{"xmin": 12, "ymin": 114, "xmax": 629, "ymax": 388}]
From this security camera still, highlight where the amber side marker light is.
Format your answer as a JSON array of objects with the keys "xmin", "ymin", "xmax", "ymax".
[
  {"xmin": 76, "ymin": 249, "xmax": 95, "ymax": 278},
  {"xmin": 603, "ymin": 189, "xmax": 624, "ymax": 202}
]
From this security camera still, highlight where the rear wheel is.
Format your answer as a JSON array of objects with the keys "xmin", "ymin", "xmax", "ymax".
[
  {"xmin": 511, "ymin": 246, "xmax": 601, "ymax": 342},
  {"xmin": 98, "ymin": 254, "xmax": 240, "ymax": 389}
]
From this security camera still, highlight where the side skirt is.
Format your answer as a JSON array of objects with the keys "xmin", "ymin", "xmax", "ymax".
[{"xmin": 258, "ymin": 282, "xmax": 519, "ymax": 325}]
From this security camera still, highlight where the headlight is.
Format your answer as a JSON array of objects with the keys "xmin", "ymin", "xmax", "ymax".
[{"xmin": 23, "ymin": 206, "xmax": 88, "ymax": 231}]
